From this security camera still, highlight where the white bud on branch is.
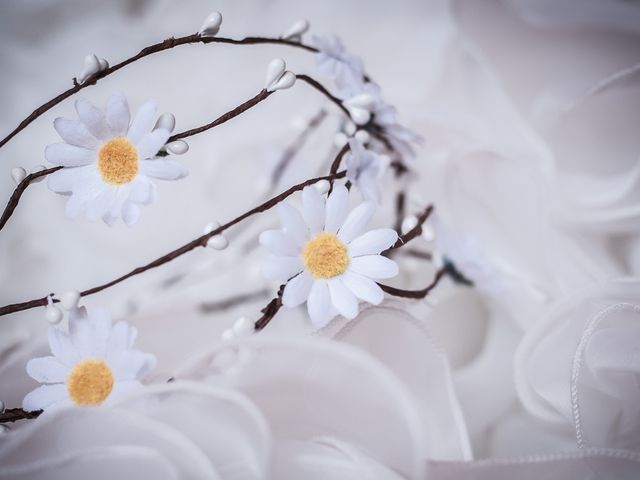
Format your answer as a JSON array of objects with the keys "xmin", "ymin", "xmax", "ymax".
[{"xmin": 200, "ymin": 11, "xmax": 222, "ymax": 37}]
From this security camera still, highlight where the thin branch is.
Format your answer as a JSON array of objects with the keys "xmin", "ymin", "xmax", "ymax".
[
  {"xmin": 0, "ymin": 170, "xmax": 347, "ymax": 317},
  {"xmin": 254, "ymin": 283, "xmax": 285, "ymax": 331},
  {"xmin": 378, "ymin": 266, "xmax": 447, "ymax": 299},
  {"xmin": 296, "ymin": 74, "xmax": 350, "ymax": 117},
  {"xmin": 386, "ymin": 204, "xmax": 434, "ymax": 252},
  {"xmin": 0, "ymin": 166, "xmax": 61, "ymax": 231},
  {"xmin": 0, "ymin": 408, "xmax": 41, "ymax": 423},
  {"xmin": 0, "ymin": 33, "xmax": 318, "ymax": 150}
]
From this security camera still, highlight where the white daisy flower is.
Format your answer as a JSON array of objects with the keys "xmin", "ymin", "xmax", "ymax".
[
  {"xmin": 23, "ymin": 306, "xmax": 156, "ymax": 412},
  {"xmin": 45, "ymin": 93, "xmax": 188, "ymax": 225},
  {"xmin": 346, "ymin": 138, "xmax": 390, "ymax": 203},
  {"xmin": 259, "ymin": 185, "xmax": 399, "ymax": 328},
  {"xmin": 312, "ymin": 34, "xmax": 365, "ymax": 98}
]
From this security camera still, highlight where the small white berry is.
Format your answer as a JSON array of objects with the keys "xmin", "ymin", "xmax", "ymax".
[
  {"xmin": 203, "ymin": 221, "xmax": 221, "ymax": 235},
  {"xmin": 354, "ymin": 129, "xmax": 371, "ymax": 144},
  {"xmin": 421, "ymin": 224, "xmax": 436, "ymax": 242},
  {"xmin": 78, "ymin": 54, "xmax": 100, "ymax": 83},
  {"xmin": 232, "ymin": 317, "xmax": 254, "ymax": 337},
  {"xmin": 334, "ymin": 132, "xmax": 348, "ymax": 148},
  {"xmin": 314, "ymin": 179, "xmax": 330, "ymax": 195},
  {"xmin": 207, "ymin": 234, "xmax": 229, "ymax": 250},
  {"xmin": 97, "ymin": 57, "xmax": 109, "ymax": 71},
  {"xmin": 45, "ymin": 305, "xmax": 63, "ymax": 325},
  {"xmin": 265, "ymin": 58, "xmax": 286, "ymax": 90},
  {"xmin": 401, "ymin": 215, "xmax": 418, "ymax": 235},
  {"xmin": 166, "ymin": 140, "xmax": 189, "ymax": 155},
  {"xmin": 344, "ymin": 121, "xmax": 357, "ymax": 136},
  {"xmin": 154, "ymin": 113, "xmax": 176, "ymax": 133},
  {"xmin": 269, "ymin": 71, "xmax": 296, "ymax": 92},
  {"xmin": 60, "ymin": 290, "xmax": 80, "ymax": 310},
  {"xmin": 10, "ymin": 167, "xmax": 26, "ymax": 185},
  {"xmin": 200, "ymin": 11, "xmax": 222, "ymax": 37},
  {"xmin": 220, "ymin": 328, "xmax": 235, "ymax": 342},
  {"xmin": 346, "ymin": 107, "xmax": 371, "ymax": 126},
  {"xmin": 282, "ymin": 19, "xmax": 309, "ymax": 41}
]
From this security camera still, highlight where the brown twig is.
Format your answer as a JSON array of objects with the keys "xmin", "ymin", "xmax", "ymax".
[
  {"xmin": 0, "ymin": 33, "xmax": 318, "ymax": 150},
  {"xmin": 0, "ymin": 408, "xmax": 42, "ymax": 423},
  {"xmin": 386, "ymin": 204, "xmax": 433, "ymax": 252},
  {"xmin": 0, "ymin": 166, "xmax": 62, "ymax": 231},
  {"xmin": 378, "ymin": 266, "xmax": 447, "ymax": 299},
  {"xmin": 0, "ymin": 170, "xmax": 347, "ymax": 317},
  {"xmin": 254, "ymin": 283, "xmax": 285, "ymax": 331},
  {"xmin": 296, "ymin": 74, "xmax": 350, "ymax": 117}
]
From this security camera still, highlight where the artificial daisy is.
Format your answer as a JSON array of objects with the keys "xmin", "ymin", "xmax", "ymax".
[
  {"xmin": 345, "ymin": 138, "xmax": 390, "ymax": 203},
  {"xmin": 23, "ymin": 306, "xmax": 156, "ymax": 412},
  {"xmin": 259, "ymin": 185, "xmax": 399, "ymax": 328},
  {"xmin": 45, "ymin": 93, "xmax": 188, "ymax": 225},
  {"xmin": 312, "ymin": 34, "xmax": 365, "ymax": 98}
]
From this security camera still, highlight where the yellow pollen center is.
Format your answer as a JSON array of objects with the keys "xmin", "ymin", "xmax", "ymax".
[
  {"xmin": 303, "ymin": 232, "xmax": 350, "ymax": 279},
  {"xmin": 97, "ymin": 137, "xmax": 138, "ymax": 184},
  {"xmin": 66, "ymin": 358, "xmax": 114, "ymax": 406}
]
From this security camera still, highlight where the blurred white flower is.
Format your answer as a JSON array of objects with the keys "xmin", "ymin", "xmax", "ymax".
[
  {"xmin": 259, "ymin": 185, "xmax": 398, "ymax": 327},
  {"xmin": 45, "ymin": 93, "xmax": 188, "ymax": 226},
  {"xmin": 23, "ymin": 306, "xmax": 156, "ymax": 412},
  {"xmin": 345, "ymin": 138, "xmax": 389, "ymax": 203},
  {"xmin": 312, "ymin": 34, "xmax": 365, "ymax": 97}
]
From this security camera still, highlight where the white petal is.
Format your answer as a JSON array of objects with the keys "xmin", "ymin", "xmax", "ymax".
[
  {"xmin": 277, "ymin": 203, "xmax": 309, "ymax": 246},
  {"xmin": 282, "ymin": 271, "xmax": 313, "ymax": 307},
  {"xmin": 325, "ymin": 185, "xmax": 349, "ymax": 233},
  {"xmin": 136, "ymin": 129, "xmax": 170, "ymax": 159},
  {"xmin": 340, "ymin": 271, "xmax": 384, "ymax": 305},
  {"xmin": 349, "ymin": 255, "xmax": 399, "ymax": 279},
  {"xmin": 86, "ymin": 188, "xmax": 118, "ymax": 221},
  {"xmin": 338, "ymin": 201, "xmax": 376, "ymax": 243},
  {"xmin": 45, "ymin": 143, "xmax": 95, "ymax": 167},
  {"xmin": 48, "ymin": 327, "xmax": 80, "ymax": 367},
  {"xmin": 127, "ymin": 100, "xmax": 157, "ymax": 144},
  {"xmin": 22, "ymin": 384, "xmax": 68, "ymax": 412},
  {"xmin": 307, "ymin": 280, "xmax": 334, "ymax": 328},
  {"xmin": 140, "ymin": 159, "xmax": 188, "ymax": 180},
  {"xmin": 106, "ymin": 321, "xmax": 135, "ymax": 359},
  {"xmin": 47, "ymin": 165, "xmax": 97, "ymax": 193},
  {"xmin": 111, "ymin": 350, "xmax": 157, "ymax": 381},
  {"xmin": 259, "ymin": 229, "xmax": 299, "ymax": 256},
  {"xmin": 122, "ymin": 201, "xmax": 141, "ymax": 226},
  {"xmin": 262, "ymin": 255, "xmax": 303, "ymax": 281},
  {"xmin": 53, "ymin": 118, "xmax": 100, "ymax": 149},
  {"xmin": 75, "ymin": 97, "xmax": 111, "ymax": 141},
  {"xmin": 302, "ymin": 186, "xmax": 325, "ymax": 234},
  {"xmin": 348, "ymin": 228, "xmax": 398, "ymax": 257},
  {"xmin": 26, "ymin": 356, "xmax": 70, "ymax": 383},
  {"xmin": 328, "ymin": 278, "xmax": 360, "ymax": 319},
  {"xmin": 106, "ymin": 93, "xmax": 131, "ymax": 136},
  {"xmin": 130, "ymin": 177, "xmax": 156, "ymax": 205}
]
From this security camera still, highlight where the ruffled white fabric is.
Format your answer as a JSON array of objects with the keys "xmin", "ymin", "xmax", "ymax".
[
  {"xmin": 45, "ymin": 93, "xmax": 188, "ymax": 226},
  {"xmin": 22, "ymin": 306, "xmax": 156, "ymax": 412},
  {"xmin": 259, "ymin": 185, "xmax": 399, "ymax": 328}
]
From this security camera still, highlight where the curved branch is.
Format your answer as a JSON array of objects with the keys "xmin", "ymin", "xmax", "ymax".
[
  {"xmin": 378, "ymin": 266, "xmax": 447, "ymax": 299},
  {"xmin": 0, "ymin": 408, "xmax": 41, "ymax": 423},
  {"xmin": 296, "ymin": 74, "xmax": 350, "ymax": 117},
  {"xmin": 0, "ymin": 33, "xmax": 318, "ymax": 150},
  {"xmin": 0, "ymin": 170, "xmax": 347, "ymax": 317}
]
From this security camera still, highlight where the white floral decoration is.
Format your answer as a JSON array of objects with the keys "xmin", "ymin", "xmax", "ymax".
[
  {"xmin": 259, "ymin": 185, "xmax": 399, "ymax": 328},
  {"xmin": 312, "ymin": 34, "xmax": 365, "ymax": 98},
  {"xmin": 345, "ymin": 138, "xmax": 389, "ymax": 203},
  {"xmin": 45, "ymin": 93, "xmax": 188, "ymax": 225},
  {"xmin": 23, "ymin": 306, "xmax": 156, "ymax": 412}
]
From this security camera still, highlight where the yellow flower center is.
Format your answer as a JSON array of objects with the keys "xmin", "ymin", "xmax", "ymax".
[
  {"xmin": 303, "ymin": 232, "xmax": 350, "ymax": 279},
  {"xmin": 67, "ymin": 358, "xmax": 114, "ymax": 406},
  {"xmin": 97, "ymin": 137, "xmax": 138, "ymax": 184}
]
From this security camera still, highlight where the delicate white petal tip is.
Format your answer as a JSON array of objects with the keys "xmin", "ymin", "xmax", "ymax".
[
  {"xmin": 45, "ymin": 305, "xmax": 63, "ymax": 325},
  {"xmin": 97, "ymin": 57, "xmax": 109, "ymax": 71},
  {"xmin": 314, "ymin": 179, "xmax": 330, "ymax": 195},
  {"xmin": 334, "ymin": 132, "xmax": 348, "ymax": 148},
  {"xmin": 203, "ymin": 221, "xmax": 221, "ymax": 234},
  {"xmin": 232, "ymin": 317, "xmax": 255, "ymax": 337},
  {"xmin": 282, "ymin": 19, "xmax": 309, "ymax": 41},
  {"xmin": 268, "ymin": 71, "xmax": 296, "ymax": 92},
  {"xmin": 78, "ymin": 54, "xmax": 100, "ymax": 83},
  {"xmin": 165, "ymin": 140, "xmax": 189, "ymax": 155},
  {"xmin": 154, "ymin": 112, "xmax": 176, "ymax": 133},
  {"xmin": 401, "ymin": 215, "xmax": 418, "ymax": 235},
  {"xmin": 207, "ymin": 234, "xmax": 229, "ymax": 250},
  {"xmin": 199, "ymin": 11, "xmax": 222, "ymax": 37},
  {"xmin": 354, "ymin": 129, "xmax": 370, "ymax": 144},
  {"xmin": 10, "ymin": 167, "xmax": 26, "ymax": 185},
  {"xmin": 60, "ymin": 290, "xmax": 81, "ymax": 310},
  {"xmin": 265, "ymin": 58, "xmax": 287, "ymax": 90},
  {"xmin": 30, "ymin": 165, "xmax": 47, "ymax": 183}
]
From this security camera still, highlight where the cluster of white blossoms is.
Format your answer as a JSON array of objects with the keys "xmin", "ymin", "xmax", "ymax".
[
  {"xmin": 23, "ymin": 306, "xmax": 156, "ymax": 412},
  {"xmin": 260, "ymin": 185, "xmax": 399, "ymax": 328},
  {"xmin": 45, "ymin": 93, "xmax": 188, "ymax": 225}
]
